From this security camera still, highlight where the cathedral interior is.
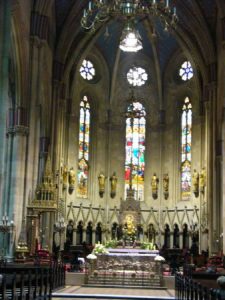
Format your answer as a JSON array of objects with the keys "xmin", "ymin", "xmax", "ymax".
[{"xmin": 0, "ymin": 0, "xmax": 225, "ymax": 262}]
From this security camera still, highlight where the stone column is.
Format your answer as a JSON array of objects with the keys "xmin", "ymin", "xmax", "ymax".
[
  {"xmin": 26, "ymin": 11, "xmax": 50, "ymax": 205},
  {"xmin": 0, "ymin": 1, "xmax": 11, "ymax": 216},
  {"xmin": 204, "ymin": 80, "xmax": 217, "ymax": 254},
  {"xmin": 6, "ymin": 108, "xmax": 29, "ymax": 253}
]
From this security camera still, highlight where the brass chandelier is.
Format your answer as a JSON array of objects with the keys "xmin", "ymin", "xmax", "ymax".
[
  {"xmin": 81, "ymin": 0, "xmax": 178, "ymax": 31},
  {"xmin": 81, "ymin": 0, "xmax": 178, "ymax": 52}
]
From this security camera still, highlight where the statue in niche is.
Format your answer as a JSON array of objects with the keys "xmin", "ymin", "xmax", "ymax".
[
  {"xmin": 110, "ymin": 172, "xmax": 117, "ymax": 198},
  {"xmin": 68, "ymin": 167, "xmax": 76, "ymax": 194},
  {"xmin": 199, "ymin": 167, "xmax": 206, "ymax": 194},
  {"xmin": 148, "ymin": 224, "xmax": 156, "ymax": 244},
  {"xmin": 62, "ymin": 165, "xmax": 68, "ymax": 189},
  {"xmin": 66, "ymin": 220, "xmax": 74, "ymax": 246},
  {"xmin": 192, "ymin": 169, "xmax": 199, "ymax": 197},
  {"xmin": 163, "ymin": 173, "xmax": 169, "ymax": 200},
  {"xmin": 123, "ymin": 214, "xmax": 136, "ymax": 245},
  {"xmin": 98, "ymin": 172, "xmax": 106, "ymax": 198},
  {"xmin": 151, "ymin": 173, "xmax": 159, "ymax": 199}
]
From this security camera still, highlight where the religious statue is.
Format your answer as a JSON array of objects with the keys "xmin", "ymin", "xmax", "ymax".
[
  {"xmin": 147, "ymin": 224, "xmax": 156, "ymax": 244},
  {"xmin": 62, "ymin": 165, "xmax": 68, "ymax": 189},
  {"xmin": 110, "ymin": 172, "xmax": 117, "ymax": 198},
  {"xmin": 151, "ymin": 173, "xmax": 159, "ymax": 199},
  {"xmin": 66, "ymin": 220, "xmax": 74, "ymax": 246},
  {"xmin": 68, "ymin": 167, "xmax": 76, "ymax": 193},
  {"xmin": 192, "ymin": 169, "xmax": 199, "ymax": 197},
  {"xmin": 199, "ymin": 167, "xmax": 206, "ymax": 194},
  {"xmin": 98, "ymin": 172, "xmax": 106, "ymax": 198},
  {"xmin": 123, "ymin": 214, "xmax": 136, "ymax": 245},
  {"xmin": 163, "ymin": 173, "xmax": 169, "ymax": 200}
]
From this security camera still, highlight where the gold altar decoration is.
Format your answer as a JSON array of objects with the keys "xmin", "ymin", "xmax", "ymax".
[
  {"xmin": 98, "ymin": 172, "xmax": 106, "ymax": 198},
  {"xmin": 27, "ymin": 154, "xmax": 57, "ymax": 254},
  {"xmin": 199, "ymin": 167, "xmax": 206, "ymax": 194},
  {"xmin": 122, "ymin": 214, "xmax": 137, "ymax": 245},
  {"xmin": 163, "ymin": 173, "xmax": 169, "ymax": 200},
  {"xmin": 192, "ymin": 169, "xmax": 199, "ymax": 197},
  {"xmin": 15, "ymin": 241, "xmax": 29, "ymax": 261},
  {"xmin": 27, "ymin": 154, "xmax": 57, "ymax": 212},
  {"xmin": 110, "ymin": 172, "xmax": 117, "ymax": 198},
  {"xmin": 151, "ymin": 173, "xmax": 159, "ymax": 199}
]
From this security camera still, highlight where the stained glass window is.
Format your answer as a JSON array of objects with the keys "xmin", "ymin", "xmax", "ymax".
[
  {"xmin": 127, "ymin": 67, "xmax": 148, "ymax": 86},
  {"xmin": 125, "ymin": 102, "xmax": 146, "ymax": 201},
  {"xmin": 179, "ymin": 61, "xmax": 193, "ymax": 81},
  {"xmin": 77, "ymin": 95, "xmax": 90, "ymax": 198},
  {"xmin": 181, "ymin": 97, "xmax": 192, "ymax": 200},
  {"xmin": 80, "ymin": 59, "xmax": 96, "ymax": 80}
]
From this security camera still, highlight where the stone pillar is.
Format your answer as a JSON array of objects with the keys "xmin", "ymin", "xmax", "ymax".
[
  {"xmin": 52, "ymin": 67, "xmax": 67, "ymax": 221},
  {"xmin": 204, "ymin": 81, "xmax": 217, "ymax": 254},
  {"xmin": 6, "ymin": 108, "xmax": 29, "ymax": 254},
  {"xmin": 26, "ymin": 11, "xmax": 50, "ymax": 206},
  {"xmin": 0, "ymin": 1, "xmax": 11, "ymax": 216}
]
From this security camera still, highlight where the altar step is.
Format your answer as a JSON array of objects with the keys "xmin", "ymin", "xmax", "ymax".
[{"xmin": 87, "ymin": 275, "xmax": 162, "ymax": 288}]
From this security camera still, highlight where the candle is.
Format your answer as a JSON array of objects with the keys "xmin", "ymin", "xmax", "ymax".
[
  {"xmin": 166, "ymin": 0, "xmax": 169, "ymax": 7},
  {"xmin": 89, "ymin": 1, "xmax": 92, "ymax": 11},
  {"xmin": 173, "ymin": 7, "xmax": 176, "ymax": 15}
]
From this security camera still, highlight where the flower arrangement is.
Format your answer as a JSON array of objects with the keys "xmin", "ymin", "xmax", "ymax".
[
  {"xmin": 86, "ymin": 253, "xmax": 97, "ymax": 260},
  {"xmin": 154, "ymin": 255, "xmax": 165, "ymax": 262},
  {"xmin": 140, "ymin": 242, "xmax": 156, "ymax": 250},
  {"xmin": 93, "ymin": 242, "xmax": 109, "ymax": 255},
  {"xmin": 105, "ymin": 239, "xmax": 118, "ymax": 248}
]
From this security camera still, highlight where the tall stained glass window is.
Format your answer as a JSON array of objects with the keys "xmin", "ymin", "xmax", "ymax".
[
  {"xmin": 125, "ymin": 102, "xmax": 146, "ymax": 201},
  {"xmin": 77, "ymin": 95, "xmax": 90, "ymax": 198},
  {"xmin": 181, "ymin": 97, "xmax": 192, "ymax": 200}
]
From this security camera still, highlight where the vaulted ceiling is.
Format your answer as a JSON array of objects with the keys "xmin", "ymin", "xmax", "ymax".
[{"xmin": 54, "ymin": 1, "xmax": 218, "ymax": 83}]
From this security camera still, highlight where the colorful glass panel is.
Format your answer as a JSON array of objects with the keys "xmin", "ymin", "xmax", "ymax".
[
  {"xmin": 125, "ymin": 102, "xmax": 146, "ymax": 201},
  {"xmin": 181, "ymin": 97, "xmax": 192, "ymax": 200},
  {"xmin": 179, "ymin": 61, "xmax": 193, "ymax": 81},
  {"xmin": 77, "ymin": 96, "xmax": 90, "ymax": 198},
  {"xmin": 80, "ymin": 59, "xmax": 96, "ymax": 81}
]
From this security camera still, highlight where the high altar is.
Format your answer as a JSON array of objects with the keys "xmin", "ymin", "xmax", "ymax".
[
  {"xmin": 86, "ymin": 248, "xmax": 163, "ymax": 287},
  {"xmin": 86, "ymin": 187, "xmax": 164, "ymax": 287}
]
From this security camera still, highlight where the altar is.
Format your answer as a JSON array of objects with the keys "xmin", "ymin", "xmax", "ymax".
[{"xmin": 86, "ymin": 248, "xmax": 165, "ymax": 288}]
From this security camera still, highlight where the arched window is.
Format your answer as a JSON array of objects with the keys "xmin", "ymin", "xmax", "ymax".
[
  {"xmin": 77, "ymin": 95, "xmax": 90, "ymax": 198},
  {"xmin": 124, "ymin": 101, "xmax": 146, "ymax": 201},
  {"xmin": 181, "ymin": 97, "xmax": 192, "ymax": 200}
]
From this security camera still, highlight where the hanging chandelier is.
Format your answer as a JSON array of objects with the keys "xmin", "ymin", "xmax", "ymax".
[
  {"xmin": 81, "ymin": 0, "xmax": 178, "ymax": 32},
  {"xmin": 119, "ymin": 20, "xmax": 143, "ymax": 52}
]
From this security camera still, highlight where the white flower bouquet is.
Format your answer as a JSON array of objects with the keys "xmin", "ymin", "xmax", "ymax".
[
  {"xmin": 154, "ymin": 255, "xmax": 165, "ymax": 262},
  {"xmin": 86, "ymin": 253, "xmax": 97, "ymax": 260},
  {"xmin": 93, "ymin": 242, "xmax": 109, "ymax": 255}
]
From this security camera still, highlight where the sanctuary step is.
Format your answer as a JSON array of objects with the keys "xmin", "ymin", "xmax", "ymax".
[{"xmin": 87, "ymin": 273, "xmax": 162, "ymax": 287}]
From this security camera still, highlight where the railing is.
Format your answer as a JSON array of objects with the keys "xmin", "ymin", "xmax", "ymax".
[
  {"xmin": 175, "ymin": 273, "xmax": 223, "ymax": 300},
  {"xmin": 0, "ymin": 262, "xmax": 65, "ymax": 300}
]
